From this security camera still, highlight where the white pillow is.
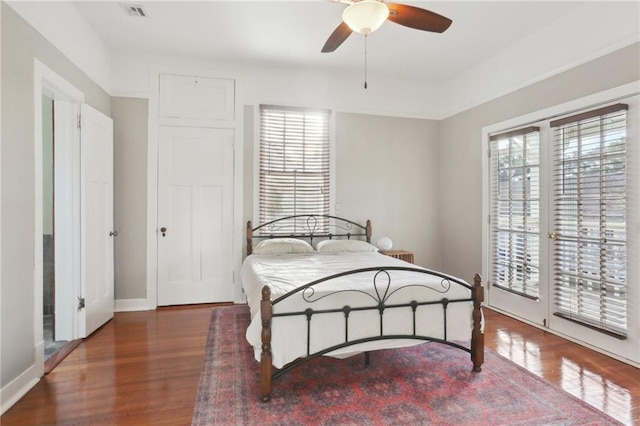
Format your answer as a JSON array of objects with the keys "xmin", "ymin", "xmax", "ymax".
[
  {"xmin": 253, "ymin": 238, "xmax": 314, "ymax": 255},
  {"xmin": 315, "ymin": 239, "xmax": 378, "ymax": 253}
]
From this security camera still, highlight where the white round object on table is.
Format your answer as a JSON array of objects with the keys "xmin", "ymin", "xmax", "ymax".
[{"xmin": 376, "ymin": 237, "xmax": 393, "ymax": 251}]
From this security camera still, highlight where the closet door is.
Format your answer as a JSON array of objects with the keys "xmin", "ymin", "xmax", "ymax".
[
  {"xmin": 153, "ymin": 72, "xmax": 237, "ymax": 306},
  {"xmin": 157, "ymin": 126, "xmax": 234, "ymax": 305}
]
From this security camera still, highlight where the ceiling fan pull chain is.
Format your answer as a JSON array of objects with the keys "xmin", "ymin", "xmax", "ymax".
[{"xmin": 364, "ymin": 34, "xmax": 368, "ymax": 89}]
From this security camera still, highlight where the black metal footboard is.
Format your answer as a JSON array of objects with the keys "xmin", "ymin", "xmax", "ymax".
[{"xmin": 259, "ymin": 267, "xmax": 484, "ymax": 402}]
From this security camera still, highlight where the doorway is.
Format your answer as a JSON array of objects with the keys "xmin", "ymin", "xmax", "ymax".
[
  {"xmin": 41, "ymin": 95, "xmax": 70, "ymax": 365},
  {"xmin": 35, "ymin": 64, "xmax": 115, "ymax": 374},
  {"xmin": 34, "ymin": 60, "xmax": 85, "ymax": 375}
]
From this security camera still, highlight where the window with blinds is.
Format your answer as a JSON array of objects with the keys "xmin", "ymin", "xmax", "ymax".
[
  {"xmin": 259, "ymin": 105, "xmax": 331, "ymax": 233},
  {"xmin": 490, "ymin": 127, "xmax": 541, "ymax": 299},
  {"xmin": 551, "ymin": 104, "xmax": 628, "ymax": 338}
]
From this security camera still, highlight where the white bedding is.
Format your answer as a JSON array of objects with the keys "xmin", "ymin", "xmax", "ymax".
[{"xmin": 241, "ymin": 251, "xmax": 475, "ymax": 368}]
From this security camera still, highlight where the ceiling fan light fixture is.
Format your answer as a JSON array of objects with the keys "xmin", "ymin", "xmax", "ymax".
[{"xmin": 342, "ymin": 0, "xmax": 389, "ymax": 35}]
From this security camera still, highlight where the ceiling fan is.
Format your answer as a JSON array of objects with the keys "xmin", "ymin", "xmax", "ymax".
[{"xmin": 321, "ymin": 0, "xmax": 452, "ymax": 53}]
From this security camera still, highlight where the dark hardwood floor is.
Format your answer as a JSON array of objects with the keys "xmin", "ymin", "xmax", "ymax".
[
  {"xmin": 483, "ymin": 309, "xmax": 640, "ymax": 425},
  {"xmin": 1, "ymin": 306, "xmax": 638, "ymax": 425}
]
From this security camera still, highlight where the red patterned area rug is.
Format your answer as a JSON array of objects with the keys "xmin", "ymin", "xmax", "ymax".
[{"xmin": 192, "ymin": 305, "xmax": 621, "ymax": 425}]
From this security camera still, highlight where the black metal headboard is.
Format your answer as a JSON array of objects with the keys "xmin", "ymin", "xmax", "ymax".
[{"xmin": 246, "ymin": 215, "xmax": 372, "ymax": 255}]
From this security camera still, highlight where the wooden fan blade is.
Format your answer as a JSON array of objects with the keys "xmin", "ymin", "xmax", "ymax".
[
  {"xmin": 321, "ymin": 21, "xmax": 353, "ymax": 53},
  {"xmin": 386, "ymin": 4, "xmax": 452, "ymax": 33}
]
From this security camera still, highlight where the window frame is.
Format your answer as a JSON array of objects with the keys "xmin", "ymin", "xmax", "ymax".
[
  {"xmin": 481, "ymin": 81, "xmax": 640, "ymax": 363},
  {"xmin": 253, "ymin": 104, "xmax": 335, "ymax": 229}
]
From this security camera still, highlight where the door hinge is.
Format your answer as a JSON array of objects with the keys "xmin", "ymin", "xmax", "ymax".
[
  {"xmin": 77, "ymin": 114, "xmax": 82, "ymax": 129},
  {"xmin": 487, "ymin": 214, "xmax": 491, "ymax": 224},
  {"xmin": 78, "ymin": 297, "xmax": 85, "ymax": 311}
]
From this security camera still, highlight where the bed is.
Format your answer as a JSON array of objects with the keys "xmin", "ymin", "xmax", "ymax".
[{"xmin": 241, "ymin": 215, "xmax": 484, "ymax": 402}]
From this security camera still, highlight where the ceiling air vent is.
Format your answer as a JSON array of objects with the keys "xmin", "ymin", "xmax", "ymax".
[{"xmin": 120, "ymin": 4, "xmax": 147, "ymax": 18}]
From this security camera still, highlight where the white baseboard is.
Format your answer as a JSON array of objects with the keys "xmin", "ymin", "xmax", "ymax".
[
  {"xmin": 115, "ymin": 298, "xmax": 153, "ymax": 312},
  {"xmin": 35, "ymin": 340, "xmax": 44, "ymax": 372},
  {"xmin": 0, "ymin": 342, "xmax": 44, "ymax": 415}
]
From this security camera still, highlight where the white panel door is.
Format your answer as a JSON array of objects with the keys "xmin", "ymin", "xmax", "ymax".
[
  {"xmin": 157, "ymin": 126, "xmax": 234, "ymax": 305},
  {"xmin": 488, "ymin": 126, "xmax": 550, "ymax": 326},
  {"xmin": 80, "ymin": 104, "xmax": 114, "ymax": 337}
]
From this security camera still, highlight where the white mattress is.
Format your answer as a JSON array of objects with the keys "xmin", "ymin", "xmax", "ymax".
[{"xmin": 241, "ymin": 251, "xmax": 475, "ymax": 368}]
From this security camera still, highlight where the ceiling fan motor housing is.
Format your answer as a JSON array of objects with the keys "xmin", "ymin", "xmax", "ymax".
[{"xmin": 342, "ymin": 0, "xmax": 390, "ymax": 35}]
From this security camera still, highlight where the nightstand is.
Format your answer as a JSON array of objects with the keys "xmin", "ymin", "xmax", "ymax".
[{"xmin": 380, "ymin": 250, "xmax": 414, "ymax": 264}]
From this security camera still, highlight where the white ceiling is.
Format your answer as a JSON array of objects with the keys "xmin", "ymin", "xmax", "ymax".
[{"xmin": 72, "ymin": 1, "xmax": 589, "ymax": 84}]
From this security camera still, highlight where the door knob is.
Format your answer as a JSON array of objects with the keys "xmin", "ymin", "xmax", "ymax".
[
  {"xmin": 109, "ymin": 231, "xmax": 118, "ymax": 237},
  {"xmin": 160, "ymin": 227, "xmax": 167, "ymax": 237},
  {"xmin": 548, "ymin": 231, "xmax": 559, "ymax": 240}
]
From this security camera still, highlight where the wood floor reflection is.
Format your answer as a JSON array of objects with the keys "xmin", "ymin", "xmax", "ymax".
[
  {"xmin": 1, "ymin": 306, "xmax": 638, "ymax": 425},
  {"xmin": 483, "ymin": 309, "xmax": 640, "ymax": 425}
]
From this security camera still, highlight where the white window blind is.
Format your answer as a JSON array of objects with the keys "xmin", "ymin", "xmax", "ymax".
[
  {"xmin": 490, "ymin": 127, "xmax": 541, "ymax": 299},
  {"xmin": 259, "ymin": 105, "xmax": 330, "ymax": 232},
  {"xmin": 551, "ymin": 104, "xmax": 628, "ymax": 338}
]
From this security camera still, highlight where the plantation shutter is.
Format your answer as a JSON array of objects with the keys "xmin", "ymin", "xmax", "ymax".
[
  {"xmin": 259, "ymin": 105, "xmax": 330, "ymax": 232},
  {"xmin": 490, "ymin": 126, "xmax": 541, "ymax": 299},
  {"xmin": 550, "ymin": 104, "xmax": 628, "ymax": 338}
]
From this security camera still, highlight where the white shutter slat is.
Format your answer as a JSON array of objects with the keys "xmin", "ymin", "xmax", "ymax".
[
  {"xmin": 551, "ymin": 106, "xmax": 628, "ymax": 337},
  {"xmin": 259, "ymin": 105, "xmax": 331, "ymax": 232},
  {"xmin": 490, "ymin": 128, "xmax": 541, "ymax": 299}
]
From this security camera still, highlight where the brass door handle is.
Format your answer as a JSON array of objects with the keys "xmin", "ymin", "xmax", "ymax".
[
  {"xmin": 548, "ymin": 231, "xmax": 559, "ymax": 240},
  {"xmin": 160, "ymin": 227, "xmax": 167, "ymax": 237}
]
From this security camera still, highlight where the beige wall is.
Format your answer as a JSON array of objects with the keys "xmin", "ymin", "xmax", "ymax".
[
  {"xmin": 438, "ymin": 42, "xmax": 640, "ymax": 284},
  {"xmin": 112, "ymin": 97, "xmax": 148, "ymax": 300},
  {"xmin": 335, "ymin": 113, "xmax": 442, "ymax": 268},
  {"xmin": 80, "ymin": 46, "xmax": 640, "ymax": 308},
  {"xmin": 242, "ymin": 106, "xmax": 255, "ymax": 258},
  {"xmin": 242, "ymin": 109, "xmax": 441, "ymax": 268},
  {"xmin": 1, "ymin": 4, "xmax": 111, "ymax": 388}
]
